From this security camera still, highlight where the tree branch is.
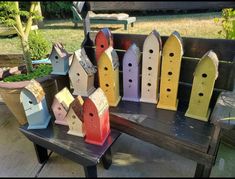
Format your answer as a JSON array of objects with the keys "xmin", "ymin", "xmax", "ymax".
[
  {"xmin": 24, "ymin": 2, "xmax": 37, "ymax": 38},
  {"xmin": 14, "ymin": 2, "xmax": 24, "ymax": 38}
]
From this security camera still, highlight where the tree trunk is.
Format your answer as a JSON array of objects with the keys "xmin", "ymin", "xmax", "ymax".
[{"xmin": 21, "ymin": 36, "xmax": 33, "ymax": 73}]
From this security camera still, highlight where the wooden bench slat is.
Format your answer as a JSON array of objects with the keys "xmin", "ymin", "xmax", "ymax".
[{"xmin": 110, "ymin": 101, "xmax": 214, "ymax": 153}]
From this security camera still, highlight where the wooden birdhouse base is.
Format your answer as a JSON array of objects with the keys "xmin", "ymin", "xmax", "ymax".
[
  {"xmin": 27, "ymin": 115, "xmax": 51, "ymax": 130},
  {"xmin": 185, "ymin": 108, "xmax": 211, "ymax": 122},
  {"xmin": 85, "ymin": 129, "xmax": 111, "ymax": 146},
  {"xmin": 72, "ymin": 87, "xmax": 96, "ymax": 97},
  {"xmin": 122, "ymin": 96, "xmax": 140, "ymax": 102},
  {"xmin": 157, "ymin": 99, "xmax": 178, "ymax": 111},
  {"xmin": 109, "ymin": 96, "xmax": 121, "ymax": 107},
  {"xmin": 54, "ymin": 119, "xmax": 68, "ymax": 126},
  {"xmin": 67, "ymin": 130, "xmax": 85, "ymax": 137},
  {"xmin": 51, "ymin": 69, "xmax": 69, "ymax": 76},
  {"xmin": 140, "ymin": 97, "xmax": 158, "ymax": 104}
]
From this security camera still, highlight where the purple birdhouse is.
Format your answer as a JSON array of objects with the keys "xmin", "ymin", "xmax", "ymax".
[{"xmin": 122, "ymin": 43, "xmax": 141, "ymax": 102}]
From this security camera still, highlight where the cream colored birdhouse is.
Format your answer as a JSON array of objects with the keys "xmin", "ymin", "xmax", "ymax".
[
  {"xmin": 140, "ymin": 29, "xmax": 162, "ymax": 104},
  {"xmin": 69, "ymin": 48, "xmax": 97, "ymax": 97},
  {"xmin": 185, "ymin": 50, "xmax": 219, "ymax": 122},
  {"xmin": 52, "ymin": 87, "xmax": 74, "ymax": 126},
  {"xmin": 98, "ymin": 46, "xmax": 121, "ymax": 107},
  {"xmin": 66, "ymin": 95, "xmax": 85, "ymax": 137},
  {"xmin": 157, "ymin": 31, "xmax": 183, "ymax": 111}
]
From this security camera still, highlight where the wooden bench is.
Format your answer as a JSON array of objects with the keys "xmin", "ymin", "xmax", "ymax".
[
  {"xmin": 19, "ymin": 120, "xmax": 121, "ymax": 177},
  {"xmin": 82, "ymin": 32, "xmax": 235, "ymax": 177},
  {"xmin": 71, "ymin": 6, "xmax": 136, "ymax": 30}
]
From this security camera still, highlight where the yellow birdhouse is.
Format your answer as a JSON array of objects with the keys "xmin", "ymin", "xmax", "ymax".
[
  {"xmin": 157, "ymin": 31, "xmax": 183, "ymax": 111},
  {"xmin": 97, "ymin": 46, "xmax": 121, "ymax": 107},
  {"xmin": 185, "ymin": 50, "xmax": 219, "ymax": 122},
  {"xmin": 140, "ymin": 29, "xmax": 162, "ymax": 104}
]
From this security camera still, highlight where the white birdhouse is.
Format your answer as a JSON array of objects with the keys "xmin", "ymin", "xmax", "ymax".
[
  {"xmin": 69, "ymin": 48, "xmax": 97, "ymax": 97},
  {"xmin": 140, "ymin": 29, "xmax": 162, "ymax": 104},
  {"xmin": 20, "ymin": 79, "xmax": 51, "ymax": 129}
]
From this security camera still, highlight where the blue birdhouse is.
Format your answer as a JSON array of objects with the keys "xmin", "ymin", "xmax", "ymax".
[
  {"xmin": 20, "ymin": 79, "xmax": 51, "ymax": 129},
  {"xmin": 49, "ymin": 42, "xmax": 70, "ymax": 75}
]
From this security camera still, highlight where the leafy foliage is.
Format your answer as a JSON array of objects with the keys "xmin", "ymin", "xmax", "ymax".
[
  {"xmin": 28, "ymin": 31, "xmax": 50, "ymax": 61},
  {"xmin": 214, "ymin": 8, "xmax": 235, "ymax": 39},
  {"xmin": 3, "ymin": 64, "xmax": 52, "ymax": 82},
  {"xmin": 41, "ymin": 1, "xmax": 73, "ymax": 19}
]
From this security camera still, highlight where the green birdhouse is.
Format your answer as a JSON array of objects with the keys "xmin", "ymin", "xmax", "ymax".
[{"xmin": 185, "ymin": 50, "xmax": 219, "ymax": 122}]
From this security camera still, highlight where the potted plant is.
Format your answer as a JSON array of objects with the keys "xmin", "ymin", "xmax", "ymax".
[{"xmin": 0, "ymin": 2, "xmax": 58, "ymax": 125}]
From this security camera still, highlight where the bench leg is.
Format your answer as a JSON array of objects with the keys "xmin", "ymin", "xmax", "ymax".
[
  {"xmin": 84, "ymin": 165, "xmax": 97, "ymax": 178},
  {"xmin": 33, "ymin": 143, "xmax": 49, "ymax": 164},
  {"xmin": 124, "ymin": 24, "xmax": 128, "ymax": 30},
  {"xmin": 74, "ymin": 22, "xmax": 78, "ymax": 28},
  {"xmin": 101, "ymin": 148, "xmax": 112, "ymax": 169},
  {"xmin": 131, "ymin": 23, "xmax": 134, "ymax": 27},
  {"xmin": 194, "ymin": 163, "xmax": 212, "ymax": 178}
]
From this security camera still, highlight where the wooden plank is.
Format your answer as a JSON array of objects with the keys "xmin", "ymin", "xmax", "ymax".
[{"xmin": 109, "ymin": 113, "xmax": 215, "ymax": 166}]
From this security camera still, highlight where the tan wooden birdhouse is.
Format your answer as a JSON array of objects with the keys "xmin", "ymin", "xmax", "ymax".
[
  {"xmin": 157, "ymin": 31, "xmax": 183, "ymax": 111},
  {"xmin": 185, "ymin": 50, "xmax": 219, "ymax": 122},
  {"xmin": 98, "ymin": 46, "xmax": 121, "ymax": 107},
  {"xmin": 52, "ymin": 87, "xmax": 74, "ymax": 126},
  {"xmin": 66, "ymin": 95, "xmax": 85, "ymax": 137},
  {"xmin": 140, "ymin": 29, "xmax": 162, "ymax": 104},
  {"xmin": 69, "ymin": 48, "xmax": 97, "ymax": 97},
  {"xmin": 49, "ymin": 42, "xmax": 70, "ymax": 75}
]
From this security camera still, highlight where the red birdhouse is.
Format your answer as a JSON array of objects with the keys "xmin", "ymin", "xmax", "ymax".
[
  {"xmin": 83, "ymin": 87, "xmax": 110, "ymax": 146},
  {"xmin": 95, "ymin": 28, "xmax": 113, "ymax": 62}
]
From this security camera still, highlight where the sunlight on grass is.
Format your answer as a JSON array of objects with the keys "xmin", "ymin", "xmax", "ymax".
[{"xmin": 0, "ymin": 12, "xmax": 224, "ymax": 54}]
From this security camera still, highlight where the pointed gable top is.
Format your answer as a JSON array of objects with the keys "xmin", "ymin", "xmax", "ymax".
[{"xmin": 49, "ymin": 42, "xmax": 69, "ymax": 60}]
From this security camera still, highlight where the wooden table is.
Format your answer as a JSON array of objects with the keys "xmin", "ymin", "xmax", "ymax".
[{"xmin": 19, "ymin": 120, "xmax": 120, "ymax": 177}]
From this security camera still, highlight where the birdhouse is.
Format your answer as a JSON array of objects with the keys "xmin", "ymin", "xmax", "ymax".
[
  {"xmin": 83, "ymin": 87, "xmax": 110, "ymax": 146},
  {"xmin": 95, "ymin": 28, "xmax": 113, "ymax": 62},
  {"xmin": 122, "ymin": 43, "xmax": 141, "ymax": 102},
  {"xmin": 69, "ymin": 48, "xmax": 97, "ymax": 97},
  {"xmin": 49, "ymin": 42, "xmax": 70, "ymax": 75},
  {"xmin": 140, "ymin": 29, "xmax": 162, "ymax": 104},
  {"xmin": 185, "ymin": 50, "xmax": 219, "ymax": 122},
  {"xmin": 98, "ymin": 46, "xmax": 121, "ymax": 107},
  {"xmin": 66, "ymin": 96, "xmax": 85, "ymax": 137},
  {"xmin": 20, "ymin": 79, "xmax": 51, "ymax": 129},
  {"xmin": 157, "ymin": 31, "xmax": 183, "ymax": 111},
  {"xmin": 52, "ymin": 87, "xmax": 74, "ymax": 126}
]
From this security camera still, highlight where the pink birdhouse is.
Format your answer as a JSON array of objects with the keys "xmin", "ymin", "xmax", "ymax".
[{"xmin": 83, "ymin": 88, "xmax": 110, "ymax": 146}]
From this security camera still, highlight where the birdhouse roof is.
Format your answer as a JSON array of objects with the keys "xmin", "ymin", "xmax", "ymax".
[
  {"xmin": 152, "ymin": 29, "xmax": 162, "ymax": 51},
  {"xmin": 89, "ymin": 88, "xmax": 109, "ymax": 117},
  {"xmin": 49, "ymin": 42, "xmax": 69, "ymax": 60},
  {"xmin": 55, "ymin": 87, "xmax": 74, "ymax": 110},
  {"xmin": 195, "ymin": 50, "xmax": 219, "ymax": 79},
  {"xmin": 24, "ymin": 79, "xmax": 45, "ymax": 103},
  {"xmin": 125, "ymin": 43, "xmax": 141, "ymax": 64},
  {"xmin": 68, "ymin": 96, "xmax": 84, "ymax": 122},
  {"xmin": 165, "ymin": 31, "xmax": 184, "ymax": 56},
  {"xmin": 78, "ymin": 48, "xmax": 97, "ymax": 75}
]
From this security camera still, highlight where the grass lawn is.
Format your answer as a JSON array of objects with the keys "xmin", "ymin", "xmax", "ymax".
[{"xmin": 0, "ymin": 11, "xmax": 224, "ymax": 54}]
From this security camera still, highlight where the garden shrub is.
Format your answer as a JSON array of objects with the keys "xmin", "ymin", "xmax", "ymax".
[{"xmin": 28, "ymin": 31, "xmax": 50, "ymax": 61}]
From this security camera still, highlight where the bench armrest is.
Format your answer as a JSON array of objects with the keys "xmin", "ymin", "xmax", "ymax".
[{"xmin": 210, "ymin": 91, "xmax": 235, "ymax": 130}]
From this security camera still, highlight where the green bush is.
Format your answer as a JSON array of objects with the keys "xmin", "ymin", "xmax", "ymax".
[
  {"xmin": 28, "ymin": 31, "xmax": 50, "ymax": 60},
  {"xmin": 214, "ymin": 8, "xmax": 235, "ymax": 39},
  {"xmin": 3, "ymin": 64, "xmax": 52, "ymax": 82},
  {"xmin": 41, "ymin": 1, "xmax": 73, "ymax": 19}
]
